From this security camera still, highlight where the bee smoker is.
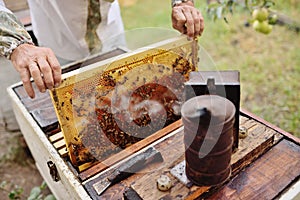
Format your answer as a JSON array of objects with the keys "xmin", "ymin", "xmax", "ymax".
[{"xmin": 181, "ymin": 95, "xmax": 236, "ymax": 186}]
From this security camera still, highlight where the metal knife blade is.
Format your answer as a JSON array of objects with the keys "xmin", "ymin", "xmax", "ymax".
[{"xmin": 93, "ymin": 147, "xmax": 163, "ymax": 196}]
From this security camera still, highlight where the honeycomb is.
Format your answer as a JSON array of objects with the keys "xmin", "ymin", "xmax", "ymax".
[{"xmin": 49, "ymin": 36, "xmax": 198, "ymax": 169}]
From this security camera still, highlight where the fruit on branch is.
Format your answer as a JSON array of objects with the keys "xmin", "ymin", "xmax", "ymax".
[
  {"xmin": 253, "ymin": 20, "xmax": 273, "ymax": 34},
  {"xmin": 252, "ymin": 8, "xmax": 269, "ymax": 22}
]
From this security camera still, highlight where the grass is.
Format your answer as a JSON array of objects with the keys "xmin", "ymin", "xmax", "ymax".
[{"xmin": 119, "ymin": 0, "xmax": 300, "ymax": 137}]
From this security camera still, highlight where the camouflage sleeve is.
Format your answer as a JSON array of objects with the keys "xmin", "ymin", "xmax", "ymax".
[{"xmin": 0, "ymin": 11, "xmax": 33, "ymax": 59}]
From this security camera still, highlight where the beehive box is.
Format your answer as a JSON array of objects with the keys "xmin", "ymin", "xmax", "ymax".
[
  {"xmin": 7, "ymin": 35, "xmax": 300, "ymax": 200},
  {"xmin": 7, "ymin": 35, "xmax": 199, "ymax": 199}
]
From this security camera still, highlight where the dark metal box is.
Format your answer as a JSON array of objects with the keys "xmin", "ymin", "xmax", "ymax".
[{"xmin": 184, "ymin": 70, "xmax": 240, "ymax": 150}]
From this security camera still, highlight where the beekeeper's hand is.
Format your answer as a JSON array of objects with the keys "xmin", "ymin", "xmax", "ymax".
[
  {"xmin": 172, "ymin": 0, "xmax": 204, "ymax": 38},
  {"xmin": 10, "ymin": 43, "xmax": 62, "ymax": 98}
]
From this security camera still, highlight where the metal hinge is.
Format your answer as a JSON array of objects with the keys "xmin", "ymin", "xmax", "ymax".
[{"xmin": 47, "ymin": 161, "xmax": 60, "ymax": 182}]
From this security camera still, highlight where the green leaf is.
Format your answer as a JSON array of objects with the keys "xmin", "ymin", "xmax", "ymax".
[
  {"xmin": 15, "ymin": 186, "xmax": 24, "ymax": 195},
  {"xmin": 28, "ymin": 186, "xmax": 41, "ymax": 200},
  {"xmin": 263, "ymin": 0, "xmax": 275, "ymax": 8},
  {"xmin": 44, "ymin": 194, "xmax": 56, "ymax": 200},
  {"xmin": 224, "ymin": 17, "xmax": 229, "ymax": 24},
  {"xmin": 8, "ymin": 186, "xmax": 23, "ymax": 200},
  {"xmin": 207, "ymin": 2, "xmax": 221, "ymax": 9},
  {"xmin": 40, "ymin": 181, "xmax": 47, "ymax": 190},
  {"xmin": 248, "ymin": 0, "xmax": 262, "ymax": 7},
  {"xmin": 0, "ymin": 181, "xmax": 7, "ymax": 188},
  {"xmin": 8, "ymin": 191, "xmax": 17, "ymax": 200}
]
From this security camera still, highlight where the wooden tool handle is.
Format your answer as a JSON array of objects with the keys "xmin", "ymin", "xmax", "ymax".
[{"xmin": 108, "ymin": 147, "xmax": 163, "ymax": 184}]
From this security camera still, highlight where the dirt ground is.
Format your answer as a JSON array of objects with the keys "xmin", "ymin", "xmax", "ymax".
[{"xmin": 0, "ymin": 123, "xmax": 51, "ymax": 199}]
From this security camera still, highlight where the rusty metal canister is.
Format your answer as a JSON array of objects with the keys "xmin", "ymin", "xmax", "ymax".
[{"xmin": 181, "ymin": 95, "xmax": 236, "ymax": 186}]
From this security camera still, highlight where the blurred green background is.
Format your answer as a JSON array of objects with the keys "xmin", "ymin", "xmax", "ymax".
[{"xmin": 120, "ymin": 0, "xmax": 300, "ymax": 137}]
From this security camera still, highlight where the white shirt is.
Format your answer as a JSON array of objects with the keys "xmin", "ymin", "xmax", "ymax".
[{"xmin": 27, "ymin": 0, "xmax": 125, "ymax": 61}]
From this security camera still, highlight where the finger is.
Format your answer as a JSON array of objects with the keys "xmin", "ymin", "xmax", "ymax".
[
  {"xmin": 19, "ymin": 68, "xmax": 35, "ymax": 98},
  {"xmin": 172, "ymin": 8, "xmax": 187, "ymax": 34},
  {"xmin": 37, "ymin": 58, "xmax": 54, "ymax": 90},
  {"xmin": 47, "ymin": 51, "xmax": 61, "ymax": 87},
  {"xmin": 198, "ymin": 12, "xmax": 205, "ymax": 36},
  {"xmin": 182, "ymin": 9, "xmax": 195, "ymax": 38},
  {"xmin": 191, "ymin": 9, "xmax": 201, "ymax": 36},
  {"xmin": 28, "ymin": 62, "xmax": 46, "ymax": 93}
]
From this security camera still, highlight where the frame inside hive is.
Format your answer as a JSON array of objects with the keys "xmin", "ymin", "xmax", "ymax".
[{"xmin": 49, "ymin": 36, "xmax": 198, "ymax": 172}]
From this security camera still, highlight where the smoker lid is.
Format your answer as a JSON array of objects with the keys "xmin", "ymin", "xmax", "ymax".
[{"xmin": 181, "ymin": 95, "xmax": 236, "ymax": 125}]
